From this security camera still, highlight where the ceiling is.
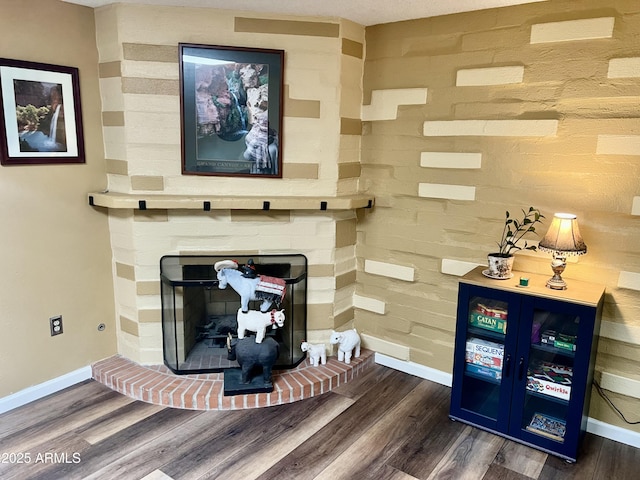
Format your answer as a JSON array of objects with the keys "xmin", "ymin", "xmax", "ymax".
[{"xmin": 63, "ymin": 0, "xmax": 546, "ymax": 26}]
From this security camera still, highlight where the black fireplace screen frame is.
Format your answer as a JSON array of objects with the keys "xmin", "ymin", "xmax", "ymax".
[{"xmin": 160, "ymin": 254, "xmax": 307, "ymax": 374}]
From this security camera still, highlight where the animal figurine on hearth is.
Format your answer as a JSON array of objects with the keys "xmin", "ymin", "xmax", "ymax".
[
  {"xmin": 214, "ymin": 259, "xmax": 286, "ymax": 313},
  {"xmin": 227, "ymin": 334, "xmax": 279, "ymax": 386},
  {"xmin": 237, "ymin": 308, "xmax": 285, "ymax": 343},
  {"xmin": 329, "ymin": 328, "xmax": 361, "ymax": 364},
  {"xmin": 300, "ymin": 341, "xmax": 326, "ymax": 367},
  {"xmin": 240, "ymin": 258, "xmax": 257, "ymax": 278}
]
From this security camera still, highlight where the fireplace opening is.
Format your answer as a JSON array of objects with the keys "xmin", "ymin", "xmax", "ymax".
[{"xmin": 160, "ymin": 254, "xmax": 307, "ymax": 374}]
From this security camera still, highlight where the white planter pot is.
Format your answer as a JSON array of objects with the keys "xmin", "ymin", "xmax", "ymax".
[{"xmin": 487, "ymin": 254, "xmax": 514, "ymax": 279}]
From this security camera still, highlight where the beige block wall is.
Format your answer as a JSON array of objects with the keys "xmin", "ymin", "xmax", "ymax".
[
  {"xmin": 358, "ymin": 0, "xmax": 640, "ymax": 434},
  {"xmin": 0, "ymin": 0, "xmax": 116, "ymax": 397}
]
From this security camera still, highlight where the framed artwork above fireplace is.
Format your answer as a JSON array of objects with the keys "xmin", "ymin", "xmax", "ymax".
[{"xmin": 179, "ymin": 43, "xmax": 284, "ymax": 178}]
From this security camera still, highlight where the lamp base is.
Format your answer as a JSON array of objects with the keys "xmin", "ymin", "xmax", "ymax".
[
  {"xmin": 546, "ymin": 275, "xmax": 567, "ymax": 290},
  {"xmin": 546, "ymin": 256, "xmax": 568, "ymax": 290}
]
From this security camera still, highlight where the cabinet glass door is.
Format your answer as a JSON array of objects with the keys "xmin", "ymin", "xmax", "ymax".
[
  {"xmin": 516, "ymin": 307, "xmax": 579, "ymax": 445},
  {"xmin": 459, "ymin": 295, "xmax": 510, "ymax": 422}
]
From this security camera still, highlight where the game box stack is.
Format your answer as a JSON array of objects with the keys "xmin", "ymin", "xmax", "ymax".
[
  {"xmin": 465, "ymin": 337, "xmax": 504, "ymax": 380},
  {"xmin": 468, "ymin": 303, "xmax": 508, "ymax": 334},
  {"xmin": 526, "ymin": 361, "xmax": 573, "ymax": 400},
  {"xmin": 540, "ymin": 329, "xmax": 577, "ymax": 352}
]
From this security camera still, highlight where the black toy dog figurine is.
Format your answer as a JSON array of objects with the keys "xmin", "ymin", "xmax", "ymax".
[{"xmin": 227, "ymin": 333, "xmax": 279, "ymax": 386}]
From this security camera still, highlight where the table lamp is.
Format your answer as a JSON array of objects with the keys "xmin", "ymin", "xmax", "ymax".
[{"xmin": 537, "ymin": 213, "xmax": 587, "ymax": 290}]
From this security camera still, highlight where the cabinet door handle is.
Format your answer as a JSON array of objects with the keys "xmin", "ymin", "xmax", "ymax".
[
  {"xmin": 504, "ymin": 354, "xmax": 512, "ymax": 378},
  {"xmin": 518, "ymin": 357, "xmax": 525, "ymax": 380}
]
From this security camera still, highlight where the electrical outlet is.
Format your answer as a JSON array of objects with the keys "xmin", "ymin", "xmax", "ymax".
[{"xmin": 50, "ymin": 315, "xmax": 63, "ymax": 336}]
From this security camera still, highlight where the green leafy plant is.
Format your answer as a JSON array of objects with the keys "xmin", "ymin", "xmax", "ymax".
[
  {"xmin": 16, "ymin": 104, "xmax": 49, "ymax": 131},
  {"xmin": 495, "ymin": 207, "xmax": 545, "ymax": 257}
]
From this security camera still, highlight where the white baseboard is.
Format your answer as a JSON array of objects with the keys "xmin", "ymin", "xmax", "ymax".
[
  {"xmin": 0, "ymin": 366, "xmax": 92, "ymax": 415},
  {"xmin": 374, "ymin": 352, "xmax": 640, "ymax": 449},
  {"xmin": 375, "ymin": 352, "xmax": 453, "ymax": 387},
  {"xmin": 587, "ymin": 418, "xmax": 640, "ymax": 449}
]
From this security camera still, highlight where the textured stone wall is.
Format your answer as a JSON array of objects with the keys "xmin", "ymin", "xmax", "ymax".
[{"xmin": 357, "ymin": 0, "xmax": 640, "ymax": 434}]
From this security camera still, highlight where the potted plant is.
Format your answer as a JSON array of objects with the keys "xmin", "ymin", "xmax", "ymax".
[{"xmin": 486, "ymin": 207, "xmax": 545, "ymax": 279}]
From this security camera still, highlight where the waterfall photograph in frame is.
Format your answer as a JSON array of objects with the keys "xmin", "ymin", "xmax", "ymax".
[
  {"xmin": 0, "ymin": 58, "xmax": 84, "ymax": 165},
  {"xmin": 180, "ymin": 43, "xmax": 284, "ymax": 178}
]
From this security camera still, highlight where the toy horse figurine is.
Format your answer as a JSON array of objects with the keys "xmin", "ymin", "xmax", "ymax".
[{"xmin": 214, "ymin": 259, "xmax": 286, "ymax": 313}]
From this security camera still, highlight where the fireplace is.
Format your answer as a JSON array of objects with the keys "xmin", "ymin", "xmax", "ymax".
[{"xmin": 160, "ymin": 254, "xmax": 307, "ymax": 374}]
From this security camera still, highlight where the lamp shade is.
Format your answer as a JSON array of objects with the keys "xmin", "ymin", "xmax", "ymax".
[{"xmin": 538, "ymin": 213, "xmax": 587, "ymax": 256}]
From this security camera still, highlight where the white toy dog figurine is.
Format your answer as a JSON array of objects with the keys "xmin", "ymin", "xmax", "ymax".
[
  {"xmin": 329, "ymin": 328, "xmax": 361, "ymax": 364},
  {"xmin": 300, "ymin": 342, "xmax": 326, "ymax": 367},
  {"xmin": 237, "ymin": 308, "xmax": 285, "ymax": 343}
]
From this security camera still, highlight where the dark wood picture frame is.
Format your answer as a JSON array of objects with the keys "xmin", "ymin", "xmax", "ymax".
[
  {"xmin": 179, "ymin": 43, "xmax": 284, "ymax": 178},
  {"xmin": 0, "ymin": 58, "xmax": 85, "ymax": 165}
]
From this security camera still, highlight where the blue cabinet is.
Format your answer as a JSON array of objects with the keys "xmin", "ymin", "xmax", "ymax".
[{"xmin": 449, "ymin": 266, "xmax": 604, "ymax": 462}]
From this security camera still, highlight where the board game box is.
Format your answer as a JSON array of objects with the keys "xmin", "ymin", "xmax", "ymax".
[
  {"xmin": 526, "ymin": 360, "xmax": 573, "ymax": 400},
  {"xmin": 465, "ymin": 337, "xmax": 504, "ymax": 370},
  {"xmin": 540, "ymin": 330, "xmax": 577, "ymax": 351},
  {"xmin": 469, "ymin": 310, "xmax": 507, "ymax": 334},
  {"xmin": 554, "ymin": 333, "xmax": 577, "ymax": 352},
  {"xmin": 538, "ymin": 361, "xmax": 573, "ymax": 377},
  {"xmin": 526, "ymin": 377, "xmax": 571, "ymax": 400},
  {"xmin": 465, "ymin": 362, "xmax": 502, "ymax": 380},
  {"xmin": 526, "ymin": 412, "xmax": 566, "ymax": 441},
  {"xmin": 468, "ymin": 303, "xmax": 508, "ymax": 334}
]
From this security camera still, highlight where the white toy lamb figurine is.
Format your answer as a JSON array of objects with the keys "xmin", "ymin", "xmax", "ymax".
[
  {"xmin": 300, "ymin": 342, "xmax": 326, "ymax": 367},
  {"xmin": 329, "ymin": 328, "xmax": 361, "ymax": 364}
]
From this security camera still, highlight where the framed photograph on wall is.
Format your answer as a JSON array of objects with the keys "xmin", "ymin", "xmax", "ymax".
[
  {"xmin": 179, "ymin": 43, "xmax": 284, "ymax": 178},
  {"xmin": 0, "ymin": 58, "xmax": 85, "ymax": 165}
]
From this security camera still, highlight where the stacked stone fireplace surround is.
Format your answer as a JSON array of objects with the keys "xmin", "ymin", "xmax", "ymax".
[
  {"xmin": 91, "ymin": 206, "xmax": 375, "ymax": 409},
  {"xmin": 89, "ymin": 4, "xmax": 377, "ymax": 408},
  {"xmin": 104, "ymin": 207, "xmax": 369, "ymax": 366}
]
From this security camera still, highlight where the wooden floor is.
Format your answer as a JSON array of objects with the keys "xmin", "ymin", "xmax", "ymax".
[{"xmin": 0, "ymin": 364, "xmax": 638, "ymax": 480}]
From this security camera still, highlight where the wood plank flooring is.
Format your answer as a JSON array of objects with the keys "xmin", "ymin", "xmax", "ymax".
[{"xmin": 0, "ymin": 365, "xmax": 638, "ymax": 480}]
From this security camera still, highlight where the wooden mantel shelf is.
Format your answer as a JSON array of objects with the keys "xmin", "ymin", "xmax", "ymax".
[{"xmin": 88, "ymin": 191, "xmax": 374, "ymax": 211}]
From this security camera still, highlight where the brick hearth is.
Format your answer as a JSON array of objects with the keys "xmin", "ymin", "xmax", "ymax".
[{"xmin": 92, "ymin": 349, "xmax": 375, "ymax": 410}]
